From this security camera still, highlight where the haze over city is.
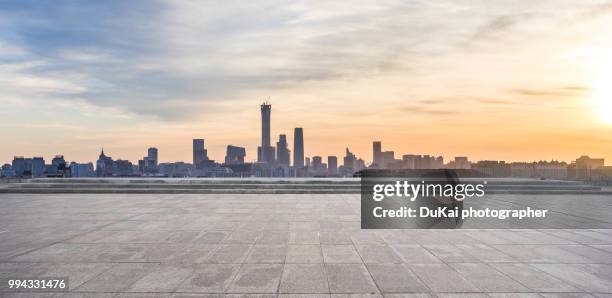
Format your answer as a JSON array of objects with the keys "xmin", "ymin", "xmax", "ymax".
[{"xmin": 1, "ymin": 0, "xmax": 612, "ymax": 164}]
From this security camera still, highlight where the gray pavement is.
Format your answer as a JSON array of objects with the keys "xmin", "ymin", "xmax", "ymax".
[{"xmin": 0, "ymin": 193, "xmax": 611, "ymax": 297}]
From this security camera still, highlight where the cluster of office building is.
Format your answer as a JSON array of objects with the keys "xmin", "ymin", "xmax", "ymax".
[{"xmin": 1, "ymin": 103, "xmax": 610, "ymax": 180}]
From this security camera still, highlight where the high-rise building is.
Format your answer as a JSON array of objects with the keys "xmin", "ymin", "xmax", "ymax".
[
  {"xmin": 47, "ymin": 155, "xmax": 67, "ymax": 176},
  {"xmin": 147, "ymin": 147, "xmax": 158, "ymax": 166},
  {"xmin": 328, "ymin": 156, "xmax": 338, "ymax": 176},
  {"xmin": 569, "ymin": 155, "xmax": 605, "ymax": 179},
  {"xmin": 225, "ymin": 145, "xmax": 246, "ymax": 165},
  {"xmin": 373, "ymin": 141, "xmax": 381, "ymax": 166},
  {"xmin": 11, "ymin": 157, "xmax": 26, "ymax": 177},
  {"xmin": 11, "ymin": 156, "xmax": 45, "ymax": 177},
  {"xmin": 139, "ymin": 147, "xmax": 159, "ymax": 174},
  {"xmin": 293, "ymin": 127, "xmax": 304, "ymax": 168},
  {"xmin": 258, "ymin": 102, "xmax": 275, "ymax": 163},
  {"xmin": 276, "ymin": 134, "xmax": 290, "ymax": 166},
  {"xmin": 312, "ymin": 156, "xmax": 323, "ymax": 171},
  {"xmin": 261, "ymin": 103, "xmax": 271, "ymax": 148},
  {"xmin": 96, "ymin": 148, "xmax": 114, "ymax": 177},
  {"xmin": 31, "ymin": 157, "xmax": 45, "ymax": 177},
  {"xmin": 371, "ymin": 141, "xmax": 396, "ymax": 168},
  {"xmin": 70, "ymin": 162, "xmax": 95, "ymax": 177},
  {"xmin": 193, "ymin": 139, "xmax": 208, "ymax": 168},
  {"xmin": 114, "ymin": 159, "xmax": 135, "ymax": 176},
  {"xmin": 340, "ymin": 148, "xmax": 357, "ymax": 176}
]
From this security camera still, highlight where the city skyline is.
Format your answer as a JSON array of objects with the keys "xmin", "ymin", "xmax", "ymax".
[
  {"xmin": 1, "ymin": 1, "xmax": 612, "ymax": 164},
  {"xmin": 1, "ymin": 101, "xmax": 608, "ymax": 179},
  {"xmin": 2, "ymin": 99, "xmax": 608, "ymax": 168}
]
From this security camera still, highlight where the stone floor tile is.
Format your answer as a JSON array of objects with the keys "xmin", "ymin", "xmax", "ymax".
[
  {"xmin": 128, "ymin": 264, "xmax": 193, "ymax": 292},
  {"xmin": 76, "ymin": 263, "xmax": 157, "ymax": 292},
  {"xmin": 422, "ymin": 245, "xmax": 479, "ymax": 263},
  {"xmin": 286, "ymin": 245, "xmax": 323, "ymax": 263},
  {"xmin": 325, "ymin": 264, "xmax": 378, "ymax": 294},
  {"xmin": 279, "ymin": 264, "xmax": 329, "ymax": 293},
  {"xmin": 389, "ymin": 245, "xmax": 442, "ymax": 264},
  {"xmin": 490, "ymin": 263, "xmax": 580, "ymax": 292},
  {"xmin": 320, "ymin": 231, "xmax": 352, "ymax": 245},
  {"xmin": 289, "ymin": 231, "xmax": 320, "ymax": 244},
  {"xmin": 203, "ymin": 245, "xmax": 251, "ymax": 264},
  {"xmin": 448, "ymin": 263, "xmax": 530, "ymax": 292},
  {"xmin": 322, "ymin": 245, "xmax": 362, "ymax": 263},
  {"xmin": 365, "ymin": 263, "xmax": 429, "ymax": 293},
  {"xmin": 355, "ymin": 245, "xmax": 402, "ymax": 264},
  {"xmin": 245, "ymin": 245, "xmax": 287, "ymax": 263},
  {"xmin": 176, "ymin": 264, "xmax": 240, "ymax": 293},
  {"xmin": 534, "ymin": 263, "xmax": 612, "ymax": 293},
  {"xmin": 409, "ymin": 264, "xmax": 479, "ymax": 293},
  {"xmin": 227, "ymin": 264, "xmax": 283, "ymax": 293}
]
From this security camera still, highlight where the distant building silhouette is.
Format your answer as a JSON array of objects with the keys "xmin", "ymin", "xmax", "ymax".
[
  {"xmin": 327, "ymin": 156, "xmax": 338, "ymax": 176},
  {"xmin": 373, "ymin": 141, "xmax": 381, "ymax": 166},
  {"xmin": 148, "ymin": 148, "xmax": 158, "ymax": 166},
  {"xmin": 192, "ymin": 139, "xmax": 208, "ymax": 168},
  {"xmin": 371, "ymin": 141, "xmax": 395, "ymax": 168},
  {"xmin": 12, "ymin": 156, "xmax": 45, "ymax": 177},
  {"xmin": 70, "ymin": 162, "xmax": 95, "ymax": 177},
  {"xmin": 341, "ymin": 148, "xmax": 356, "ymax": 176},
  {"xmin": 472, "ymin": 160, "xmax": 511, "ymax": 177},
  {"xmin": 225, "ymin": 145, "xmax": 246, "ymax": 165},
  {"xmin": 45, "ymin": 155, "xmax": 67, "ymax": 176},
  {"xmin": 569, "ymin": 155, "xmax": 605, "ymax": 179},
  {"xmin": 96, "ymin": 148, "xmax": 113, "ymax": 177},
  {"xmin": 159, "ymin": 162, "xmax": 192, "ymax": 177},
  {"xmin": 276, "ymin": 134, "xmax": 290, "ymax": 167},
  {"xmin": 139, "ymin": 147, "xmax": 159, "ymax": 175},
  {"xmin": 1, "ymin": 163, "xmax": 15, "ymax": 177},
  {"xmin": 258, "ymin": 103, "xmax": 275, "ymax": 163},
  {"xmin": 312, "ymin": 156, "xmax": 323, "ymax": 171},
  {"xmin": 447, "ymin": 156, "xmax": 470, "ymax": 169},
  {"xmin": 511, "ymin": 160, "xmax": 567, "ymax": 179},
  {"xmin": 293, "ymin": 127, "xmax": 304, "ymax": 168},
  {"xmin": 114, "ymin": 159, "xmax": 136, "ymax": 176},
  {"xmin": 400, "ymin": 154, "xmax": 444, "ymax": 169}
]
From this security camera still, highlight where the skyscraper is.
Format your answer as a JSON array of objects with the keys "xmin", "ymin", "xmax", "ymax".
[
  {"xmin": 373, "ymin": 141, "xmax": 381, "ymax": 166},
  {"xmin": 193, "ymin": 139, "xmax": 208, "ymax": 167},
  {"xmin": 276, "ymin": 134, "xmax": 290, "ymax": 166},
  {"xmin": 312, "ymin": 156, "xmax": 323, "ymax": 171},
  {"xmin": 258, "ymin": 102, "xmax": 275, "ymax": 163},
  {"xmin": 261, "ymin": 103, "xmax": 271, "ymax": 148},
  {"xmin": 147, "ymin": 147, "xmax": 158, "ymax": 166},
  {"xmin": 96, "ymin": 148, "xmax": 113, "ymax": 177},
  {"xmin": 225, "ymin": 145, "xmax": 246, "ymax": 165},
  {"xmin": 328, "ymin": 156, "xmax": 338, "ymax": 176},
  {"xmin": 293, "ymin": 127, "xmax": 304, "ymax": 168}
]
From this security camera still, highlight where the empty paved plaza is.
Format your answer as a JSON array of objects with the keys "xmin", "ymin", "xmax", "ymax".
[{"xmin": 1, "ymin": 193, "xmax": 612, "ymax": 297}]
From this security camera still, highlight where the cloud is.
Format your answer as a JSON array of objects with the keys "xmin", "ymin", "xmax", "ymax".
[
  {"xmin": 469, "ymin": 13, "xmax": 534, "ymax": 43},
  {"xmin": 0, "ymin": 0, "xmax": 608, "ymax": 122},
  {"xmin": 509, "ymin": 86, "xmax": 588, "ymax": 97}
]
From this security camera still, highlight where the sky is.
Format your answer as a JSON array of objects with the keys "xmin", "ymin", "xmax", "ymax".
[{"xmin": 1, "ymin": 0, "xmax": 612, "ymax": 165}]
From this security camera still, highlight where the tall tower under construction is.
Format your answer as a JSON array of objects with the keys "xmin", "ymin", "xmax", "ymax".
[{"xmin": 258, "ymin": 102, "xmax": 275, "ymax": 163}]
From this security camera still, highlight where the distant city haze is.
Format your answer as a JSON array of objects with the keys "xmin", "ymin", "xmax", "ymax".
[{"xmin": 1, "ymin": 1, "xmax": 612, "ymax": 164}]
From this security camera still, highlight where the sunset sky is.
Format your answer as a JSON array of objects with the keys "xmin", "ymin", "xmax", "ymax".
[{"xmin": 1, "ymin": 0, "xmax": 611, "ymax": 165}]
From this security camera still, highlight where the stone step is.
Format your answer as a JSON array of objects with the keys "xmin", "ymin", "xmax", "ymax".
[
  {"xmin": 24, "ymin": 177, "xmax": 587, "ymax": 186},
  {"xmin": 0, "ymin": 187, "xmax": 610, "ymax": 195},
  {"xmin": 4, "ymin": 182, "xmax": 601, "ymax": 191}
]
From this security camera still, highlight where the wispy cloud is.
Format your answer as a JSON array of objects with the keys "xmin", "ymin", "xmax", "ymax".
[
  {"xmin": 1, "ymin": 0, "xmax": 612, "ymax": 163},
  {"xmin": 1, "ymin": 0, "xmax": 606, "ymax": 121}
]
